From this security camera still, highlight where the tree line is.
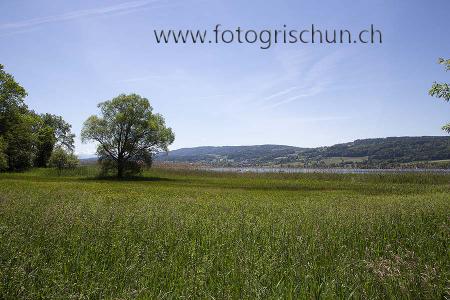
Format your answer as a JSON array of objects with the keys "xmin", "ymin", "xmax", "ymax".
[{"xmin": 0, "ymin": 64, "xmax": 76, "ymax": 171}]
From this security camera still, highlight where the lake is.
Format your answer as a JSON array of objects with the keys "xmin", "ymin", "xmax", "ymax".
[{"xmin": 205, "ymin": 167, "xmax": 450, "ymax": 174}]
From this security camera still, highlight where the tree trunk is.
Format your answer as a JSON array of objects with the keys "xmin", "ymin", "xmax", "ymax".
[{"xmin": 117, "ymin": 159, "xmax": 124, "ymax": 178}]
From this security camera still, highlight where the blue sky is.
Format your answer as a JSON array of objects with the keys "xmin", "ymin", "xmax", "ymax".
[{"xmin": 1, "ymin": 0, "xmax": 449, "ymax": 156}]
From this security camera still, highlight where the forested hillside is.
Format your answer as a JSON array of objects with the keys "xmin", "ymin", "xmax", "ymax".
[{"xmin": 156, "ymin": 136, "xmax": 450, "ymax": 168}]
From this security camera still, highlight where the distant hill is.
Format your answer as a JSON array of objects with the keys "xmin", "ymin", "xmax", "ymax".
[
  {"xmin": 157, "ymin": 145, "xmax": 305, "ymax": 165},
  {"xmin": 79, "ymin": 157, "xmax": 98, "ymax": 165},
  {"xmin": 155, "ymin": 136, "xmax": 450, "ymax": 168}
]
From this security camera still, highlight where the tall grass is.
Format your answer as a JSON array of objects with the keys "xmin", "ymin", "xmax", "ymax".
[{"xmin": 0, "ymin": 168, "xmax": 449, "ymax": 299}]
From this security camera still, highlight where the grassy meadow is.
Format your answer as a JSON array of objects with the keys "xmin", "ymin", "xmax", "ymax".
[{"xmin": 0, "ymin": 167, "xmax": 449, "ymax": 299}]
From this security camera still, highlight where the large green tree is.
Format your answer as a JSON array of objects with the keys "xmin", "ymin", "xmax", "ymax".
[
  {"xmin": 429, "ymin": 58, "xmax": 450, "ymax": 133},
  {"xmin": 81, "ymin": 94, "xmax": 174, "ymax": 178}
]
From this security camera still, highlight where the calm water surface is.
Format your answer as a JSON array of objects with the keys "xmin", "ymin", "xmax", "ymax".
[{"xmin": 204, "ymin": 167, "xmax": 450, "ymax": 174}]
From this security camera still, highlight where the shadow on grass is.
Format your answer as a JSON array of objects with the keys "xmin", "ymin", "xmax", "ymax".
[{"xmin": 79, "ymin": 175, "xmax": 181, "ymax": 183}]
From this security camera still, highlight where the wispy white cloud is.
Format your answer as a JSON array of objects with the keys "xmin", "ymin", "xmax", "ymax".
[
  {"xmin": 118, "ymin": 69, "xmax": 188, "ymax": 83},
  {"xmin": 0, "ymin": 0, "xmax": 159, "ymax": 31},
  {"xmin": 118, "ymin": 75, "xmax": 169, "ymax": 83},
  {"xmin": 260, "ymin": 50, "xmax": 348, "ymax": 109},
  {"xmin": 262, "ymin": 86, "xmax": 299, "ymax": 101},
  {"xmin": 272, "ymin": 115, "xmax": 353, "ymax": 124},
  {"xmin": 266, "ymin": 92, "xmax": 315, "ymax": 109}
]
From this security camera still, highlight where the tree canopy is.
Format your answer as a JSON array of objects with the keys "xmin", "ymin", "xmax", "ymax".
[
  {"xmin": 429, "ymin": 58, "xmax": 450, "ymax": 133},
  {"xmin": 81, "ymin": 94, "xmax": 174, "ymax": 178},
  {"xmin": 33, "ymin": 113, "xmax": 76, "ymax": 167}
]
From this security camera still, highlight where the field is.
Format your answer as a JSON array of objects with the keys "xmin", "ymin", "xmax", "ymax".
[{"xmin": 0, "ymin": 168, "xmax": 449, "ymax": 299}]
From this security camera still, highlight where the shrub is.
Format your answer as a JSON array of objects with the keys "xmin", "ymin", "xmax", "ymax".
[{"xmin": 48, "ymin": 147, "xmax": 78, "ymax": 174}]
